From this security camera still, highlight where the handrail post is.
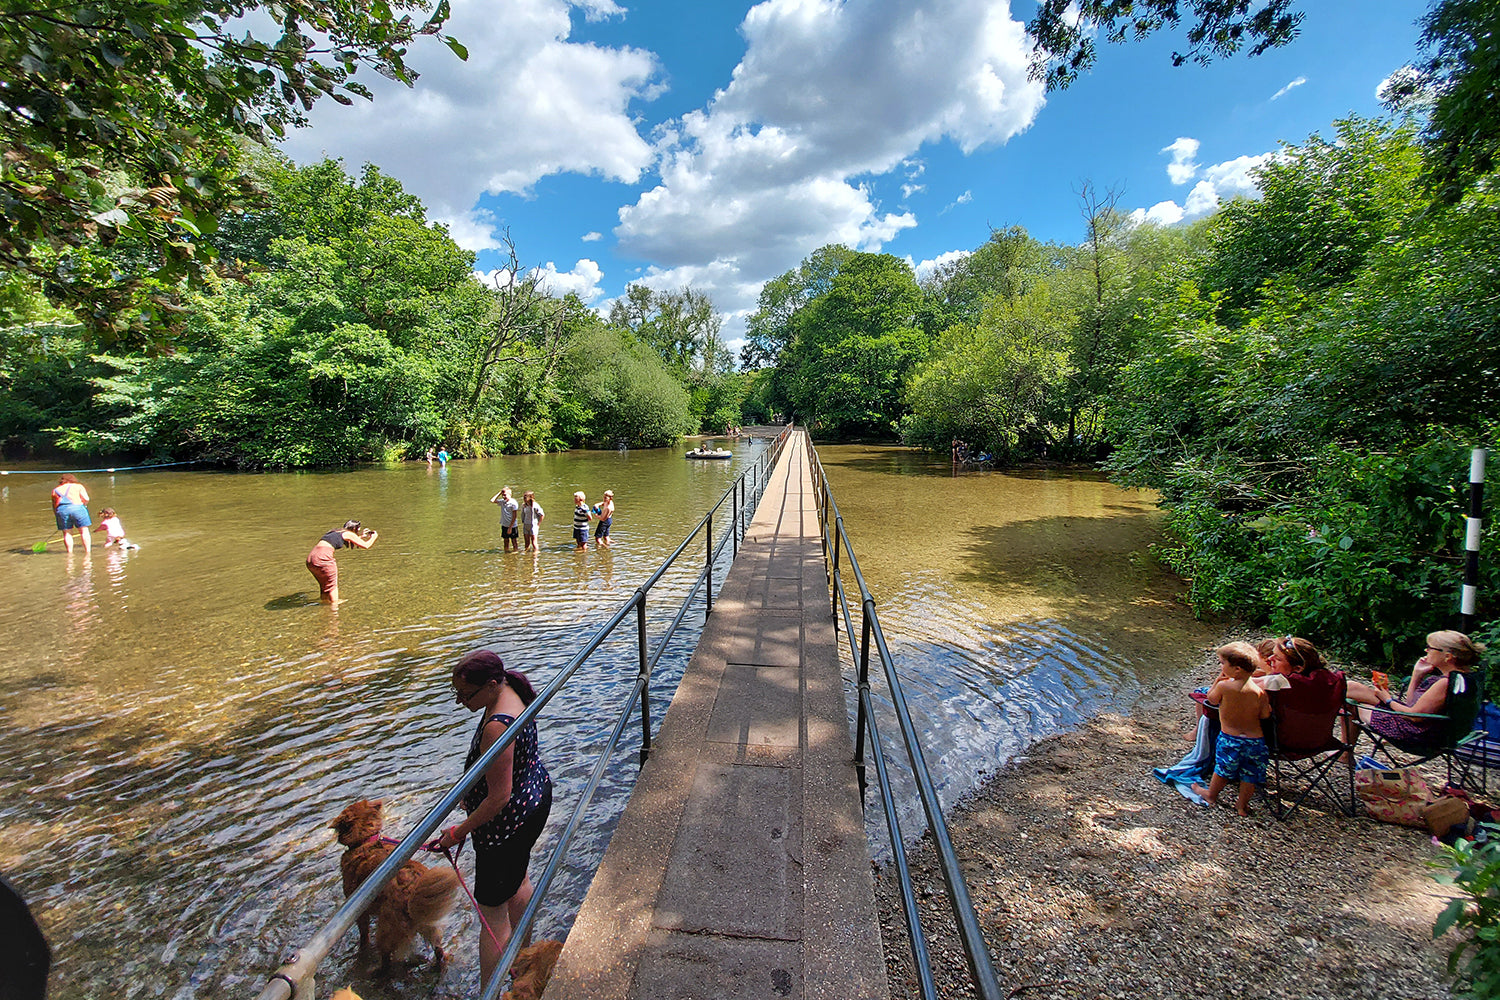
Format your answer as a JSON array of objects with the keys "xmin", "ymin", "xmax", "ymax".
[
  {"xmin": 705, "ymin": 513, "xmax": 714, "ymax": 617},
  {"xmin": 637, "ymin": 591, "xmax": 651, "ymax": 755},
  {"xmin": 854, "ymin": 595, "xmax": 872, "ymax": 770},
  {"xmin": 733, "ymin": 483, "xmax": 739, "ymax": 557}
]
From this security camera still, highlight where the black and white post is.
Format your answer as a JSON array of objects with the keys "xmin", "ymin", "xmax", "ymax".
[{"xmin": 1462, "ymin": 447, "xmax": 1486, "ymax": 634}]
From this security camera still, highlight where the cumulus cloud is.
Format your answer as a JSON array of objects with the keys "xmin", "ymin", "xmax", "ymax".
[
  {"xmin": 476, "ymin": 258, "xmax": 607, "ymax": 303},
  {"xmin": 582, "ymin": 231, "xmax": 603, "ymax": 242},
  {"xmin": 1129, "ymin": 200, "xmax": 1186, "ymax": 226},
  {"xmin": 1270, "ymin": 76, "xmax": 1307, "ymax": 101},
  {"xmin": 910, "ymin": 249, "xmax": 971, "ymax": 284},
  {"xmin": 1161, "ymin": 137, "xmax": 1200, "ymax": 185},
  {"xmin": 1132, "ymin": 150, "xmax": 1275, "ymax": 224},
  {"xmin": 615, "ymin": 0, "xmax": 1047, "ymax": 334},
  {"xmin": 278, "ymin": 0, "xmax": 661, "ymax": 251}
]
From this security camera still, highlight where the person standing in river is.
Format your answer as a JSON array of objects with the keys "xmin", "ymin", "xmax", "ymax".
[
  {"xmin": 438, "ymin": 650, "xmax": 552, "ymax": 988},
  {"xmin": 51, "ymin": 473, "xmax": 92, "ymax": 555},
  {"xmin": 572, "ymin": 492, "xmax": 592, "ymax": 551},
  {"xmin": 594, "ymin": 490, "xmax": 614, "ymax": 549},
  {"xmin": 520, "ymin": 490, "xmax": 544, "ymax": 552},
  {"xmin": 492, "ymin": 486, "xmax": 520, "ymax": 552},
  {"xmin": 305, "ymin": 520, "xmax": 377, "ymax": 607}
]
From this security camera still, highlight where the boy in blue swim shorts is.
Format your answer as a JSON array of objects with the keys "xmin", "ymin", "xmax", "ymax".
[{"xmin": 1190, "ymin": 642, "xmax": 1270, "ymax": 817}]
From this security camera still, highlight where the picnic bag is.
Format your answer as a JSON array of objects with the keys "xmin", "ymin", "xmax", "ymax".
[
  {"xmin": 1423, "ymin": 795, "xmax": 1472, "ymax": 837},
  {"xmin": 1355, "ymin": 766, "xmax": 1431, "ymax": 827}
]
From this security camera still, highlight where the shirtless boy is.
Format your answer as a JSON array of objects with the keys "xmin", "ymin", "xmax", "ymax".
[{"xmin": 1191, "ymin": 642, "xmax": 1271, "ymax": 817}]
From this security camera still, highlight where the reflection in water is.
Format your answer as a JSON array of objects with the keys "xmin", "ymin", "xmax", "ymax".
[
  {"xmin": 0, "ymin": 441, "xmax": 762, "ymax": 1000},
  {"xmin": 814, "ymin": 445, "xmax": 1222, "ymax": 848}
]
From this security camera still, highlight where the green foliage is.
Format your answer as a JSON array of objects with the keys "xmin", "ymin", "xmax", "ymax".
[
  {"xmin": 563, "ymin": 324, "xmax": 695, "ymax": 448},
  {"xmin": 1027, "ymin": 0, "xmax": 1304, "ymax": 90},
  {"xmin": 1432, "ymin": 826, "xmax": 1500, "ymax": 998},
  {"xmin": 0, "ymin": 0, "xmax": 461, "ymax": 342},
  {"xmin": 1388, "ymin": 0, "xmax": 1500, "ymax": 205},
  {"xmin": 904, "ymin": 286, "xmax": 1073, "ymax": 458}
]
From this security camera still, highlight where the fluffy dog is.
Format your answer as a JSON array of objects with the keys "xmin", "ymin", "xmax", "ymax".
[
  {"xmin": 329, "ymin": 799, "xmax": 459, "ymax": 968},
  {"xmin": 502, "ymin": 939, "xmax": 564, "ymax": 1000}
]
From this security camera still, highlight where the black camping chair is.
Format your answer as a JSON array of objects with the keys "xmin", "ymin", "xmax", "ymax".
[{"xmin": 1348, "ymin": 669, "xmax": 1486, "ymax": 792}]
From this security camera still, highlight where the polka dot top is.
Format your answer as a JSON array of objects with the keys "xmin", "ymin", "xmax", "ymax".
[{"xmin": 461, "ymin": 711, "xmax": 551, "ymax": 849}]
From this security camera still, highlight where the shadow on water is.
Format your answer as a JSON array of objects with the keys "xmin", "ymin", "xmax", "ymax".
[{"xmin": 265, "ymin": 592, "xmax": 317, "ymax": 611}]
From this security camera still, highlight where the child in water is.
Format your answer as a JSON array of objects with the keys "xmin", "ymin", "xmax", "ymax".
[
  {"xmin": 1190, "ymin": 642, "xmax": 1270, "ymax": 816},
  {"xmin": 94, "ymin": 508, "xmax": 137, "ymax": 549}
]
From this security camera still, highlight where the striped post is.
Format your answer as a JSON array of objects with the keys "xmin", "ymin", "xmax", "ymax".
[{"xmin": 1462, "ymin": 448, "xmax": 1486, "ymax": 634}]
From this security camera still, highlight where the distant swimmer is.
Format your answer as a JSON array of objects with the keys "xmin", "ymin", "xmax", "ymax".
[{"xmin": 306, "ymin": 520, "xmax": 378, "ymax": 607}]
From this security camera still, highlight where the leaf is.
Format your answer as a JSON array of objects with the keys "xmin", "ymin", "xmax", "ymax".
[
  {"xmin": 1435, "ymin": 897, "xmax": 1466, "ymax": 938},
  {"xmin": 444, "ymin": 36, "xmax": 469, "ymax": 61},
  {"xmin": 1338, "ymin": 535, "xmax": 1354, "ymax": 550},
  {"xmin": 100, "ymin": 44, "xmax": 125, "ymax": 69}
]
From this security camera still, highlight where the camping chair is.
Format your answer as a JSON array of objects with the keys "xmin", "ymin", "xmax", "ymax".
[
  {"xmin": 1263, "ymin": 669, "xmax": 1355, "ymax": 819},
  {"xmin": 1348, "ymin": 669, "xmax": 1486, "ymax": 793}
]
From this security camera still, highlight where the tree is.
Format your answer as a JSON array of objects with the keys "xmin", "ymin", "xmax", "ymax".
[
  {"xmin": 0, "ymin": 0, "xmax": 463, "ymax": 340},
  {"xmin": 1383, "ymin": 0, "xmax": 1500, "ymax": 204},
  {"xmin": 918, "ymin": 225, "xmax": 1056, "ymax": 336},
  {"xmin": 1027, "ymin": 0, "xmax": 1303, "ymax": 90},
  {"xmin": 740, "ymin": 244, "xmax": 857, "ymax": 370}
]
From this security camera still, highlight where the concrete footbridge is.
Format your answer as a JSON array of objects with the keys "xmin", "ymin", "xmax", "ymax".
[{"xmin": 547, "ymin": 430, "xmax": 888, "ymax": 999}]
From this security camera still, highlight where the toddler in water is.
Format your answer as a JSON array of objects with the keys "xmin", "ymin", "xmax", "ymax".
[
  {"xmin": 94, "ymin": 508, "xmax": 137, "ymax": 549},
  {"xmin": 1190, "ymin": 642, "xmax": 1270, "ymax": 817}
]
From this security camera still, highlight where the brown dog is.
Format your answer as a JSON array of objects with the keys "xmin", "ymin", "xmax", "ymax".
[
  {"xmin": 329, "ymin": 800, "xmax": 459, "ymax": 968},
  {"xmin": 502, "ymin": 940, "xmax": 564, "ymax": 1000}
]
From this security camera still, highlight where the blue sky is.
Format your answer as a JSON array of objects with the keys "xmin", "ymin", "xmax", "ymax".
[{"xmin": 279, "ymin": 0, "xmax": 1426, "ymax": 350}]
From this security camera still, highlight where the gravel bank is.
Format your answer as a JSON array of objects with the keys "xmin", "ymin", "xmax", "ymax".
[{"xmin": 875, "ymin": 667, "xmax": 1465, "ymax": 1000}]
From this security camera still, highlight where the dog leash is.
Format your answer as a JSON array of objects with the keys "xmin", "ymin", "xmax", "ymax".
[{"xmin": 372, "ymin": 833, "xmax": 508, "ymax": 953}]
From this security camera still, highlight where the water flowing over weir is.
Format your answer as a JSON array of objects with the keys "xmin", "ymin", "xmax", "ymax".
[{"xmin": 0, "ymin": 440, "xmax": 1216, "ymax": 998}]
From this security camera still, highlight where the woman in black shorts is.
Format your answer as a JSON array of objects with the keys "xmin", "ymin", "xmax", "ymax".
[{"xmin": 438, "ymin": 650, "xmax": 552, "ymax": 985}]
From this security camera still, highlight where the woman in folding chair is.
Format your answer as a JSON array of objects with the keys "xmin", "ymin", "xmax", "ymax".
[{"xmin": 1345, "ymin": 631, "xmax": 1484, "ymax": 744}]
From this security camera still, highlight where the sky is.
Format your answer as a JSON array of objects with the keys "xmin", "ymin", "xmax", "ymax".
[{"xmin": 278, "ymin": 0, "xmax": 1428, "ymax": 351}]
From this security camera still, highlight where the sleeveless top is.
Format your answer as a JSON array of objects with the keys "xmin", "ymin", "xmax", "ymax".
[
  {"xmin": 53, "ymin": 482, "xmax": 88, "ymax": 506},
  {"xmin": 462, "ymin": 710, "xmax": 551, "ymax": 850},
  {"xmin": 1369, "ymin": 674, "xmax": 1447, "ymax": 744},
  {"xmin": 320, "ymin": 529, "xmax": 346, "ymax": 549}
]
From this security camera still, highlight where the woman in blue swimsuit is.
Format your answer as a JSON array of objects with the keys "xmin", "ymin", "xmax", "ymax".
[{"xmin": 438, "ymin": 650, "xmax": 552, "ymax": 987}]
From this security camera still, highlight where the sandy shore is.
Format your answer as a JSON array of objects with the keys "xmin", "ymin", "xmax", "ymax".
[{"xmin": 874, "ymin": 665, "xmax": 1465, "ymax": 1000}]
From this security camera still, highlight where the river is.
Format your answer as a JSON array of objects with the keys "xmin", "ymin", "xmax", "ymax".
[{"xmin": 0, "ymin": 439, "xmax": 1215, "ymax": 999}]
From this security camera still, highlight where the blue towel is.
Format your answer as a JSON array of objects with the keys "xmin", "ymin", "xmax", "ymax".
[{"xmin": 1153, "ymin": 714, "xmax": 1219, "ymax": 805}]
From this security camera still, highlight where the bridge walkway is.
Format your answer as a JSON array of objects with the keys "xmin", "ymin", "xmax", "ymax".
[{"xmin": 546, "ymin": 429, "xmax": 888, "ymax": 1000}]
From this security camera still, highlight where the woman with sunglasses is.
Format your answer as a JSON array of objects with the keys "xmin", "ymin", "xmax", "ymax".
[{"xmin": 1345, "ymin": 631, "xmax": 1485, "ymax": 743}]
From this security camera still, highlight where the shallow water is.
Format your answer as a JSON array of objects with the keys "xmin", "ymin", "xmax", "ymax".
[
  {"xmin": 0, "ymin": 441, "xmax": 765, "ymax": 1000},
  {"xmin": 0, "ymin": 440, "xmax": 1218, "ymax": 998},
  {"xmin": 810, "ymin": 445, "xmax": 1221, "ymax": 838}
]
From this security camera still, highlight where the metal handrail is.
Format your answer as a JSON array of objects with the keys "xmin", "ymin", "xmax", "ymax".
[
  {"xmin": 804, "ymin": 437, "xmax": 1004, "ymax": 1000},
  {"xmin": 252, "ymin": 426, "xmax": 791, "ymax": 1000}
]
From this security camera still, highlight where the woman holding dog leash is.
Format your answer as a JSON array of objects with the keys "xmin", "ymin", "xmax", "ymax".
[{"xmin": 439, "ymin": 649, "xmax": 552, "ymax": 988}]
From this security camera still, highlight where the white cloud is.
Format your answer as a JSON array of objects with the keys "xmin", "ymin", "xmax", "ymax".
[
  {"xmin": 1129, "ymin": 200, "xmax": 1186, "ymax": 226},
  {"xmin": 940, "ymin": 189, "xmax": 974, "ymax": 214},
  {"xmin": 581, "ymin": 231, "xmax": 603, "ymax": 242},
  {"xmin": 614, "ymin": 0, "xmax": 1046, "ymax": 338},
  {"xmin": 902, "ymin": 182, "xmax": 926, "ymax": 200},
  {"xmin": 910, "ymin": 249, "xmax": 971, "ymax": 283},
  {"xmin": 1270, "ymin": 76, "xmax": 1307, "ymax": 101},
  {"xmin": 1133, "ymin": 150, "xmax": 1275, "ymax": 223},
  {"xmin": 278, "ymin": 0, "xmax": 661, "ymax": 251},
  {"xmin": 1161, "ymin": 137, "xmax": 1200, "ymax": 185},
  {"xmin": 475, "ymin": 258, "xmax": 607, "ymax": 303}
]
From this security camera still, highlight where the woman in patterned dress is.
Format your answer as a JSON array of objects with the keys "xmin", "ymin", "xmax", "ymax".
[{"xmin": 438, "ymin": 650, "xmax": 552, "ymax": 985}]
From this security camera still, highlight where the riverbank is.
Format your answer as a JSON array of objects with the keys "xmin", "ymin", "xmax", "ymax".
[{"xmin": 875, "ymin": 657, "xmax": 1463, "ymax": 1000}]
